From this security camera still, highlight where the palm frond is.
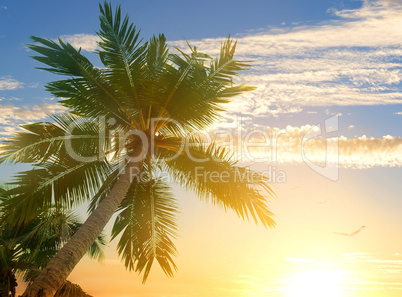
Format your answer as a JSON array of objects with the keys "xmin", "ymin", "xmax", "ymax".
[
  {"xmin": 160, "ymin": 137, "xmax": 276, "ymax": 228},
  {"xmin": 0, "ymin": 245, "xmax": 9, "ymax": 270},
  {"xmin": 154, "ymin": 37, "xmax": 254, "ymax": 132},
  {"xmin": 87, "ymin": 165, "xmax": 120, "ymax": 213},
  {"xmin": 111, "ymin": 178, "xmax": 179, "ymax": 282},
  {"xmin": 16, "ymin": 211, "xmax": 77, "ymax": 268},
  {"xmin": 27, "ymin": 36, "xmax": 135, "ymax": 123},
  {"xmin": 1, "ymin": 197, "xmax": 106, "ymax": 282},
  {"xmin": 218, "ymin": 83, "xmax": 257, "ymax": 97},
  {"xmin": 0, "ymin": 113, "xmax": 115, "ymax": 165},
  {"xmin": 145, "ymin": 34, "xmax": 169, "ymax": 77},
  {"xmin": 1, "ymin": 159, "xmax": 115, "ymax": 225},
  {"xmin": 0, "ymin": 122, "xmax": 64, "ymax": 164},
  {"xmin": 97, "ymin": 1, "xmax": 148, "ymax": 116},
  {"xmin": 207, "ymin": 36, "xmax": 253, "ymax": 86}
]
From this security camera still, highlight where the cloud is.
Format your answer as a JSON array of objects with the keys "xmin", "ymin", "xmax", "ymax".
[
  {"xmin": 280, "ymin": 253, "xmax": 402, "ymax": 293},
  {"xmin": 287, "ymin": 129, "xmax": 402, "ymax": 169},
  {"xmin": 395, "ymin": 112, "xmax": 402, "ymax": 115},
  {"xmin": 0, "ymin": 126, "xmax": 18, "ymax": 136},
  {"xmin": 170, "ymin": 0, "xmax": 402, "ymax": 115},
  {"xmin": 0, "ymin": 77, "xmax": 24, "ymax": 90},
  {"xmin": 59, "ymin": 34, "xmax": 100, "ymax": 52},
  {"xmin": 342, "ymin": 253, "xmax": 402, "ymax": 284},
  {"xmin": 212, "ymin": 252, "xmax": 402, "ymax": 295},
  {"xmin": 0, "ymin": 97, "xmax": 23, "ymax": 102},
  {"xmin": 0, "ymin": 103, "xmax": 67, "ymax": 136},
  {"xmin": 209, "ymin": 122, "xmax": 402, "ymax": 169},
  {"xmin": 174, "ymin": 0, "xmax": 402, "ymax": 53}
]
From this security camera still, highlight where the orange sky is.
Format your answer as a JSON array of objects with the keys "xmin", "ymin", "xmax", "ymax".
[{"xmin": 14, "ymin": 163, "xmax": 400, "ymax": 297}]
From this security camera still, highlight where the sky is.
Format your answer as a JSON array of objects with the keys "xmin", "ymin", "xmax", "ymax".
[{"xmin": 1, "ymin": 0, "xmax": 402, "ymax": 296}]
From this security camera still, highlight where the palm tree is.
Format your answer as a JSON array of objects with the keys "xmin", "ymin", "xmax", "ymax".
[
  {"xmin": 0, "ymin": 2, "xmax": 275, "ymax": 296},
  {"xmin": 0, "ymin": 188, "xmax": 104, "ymax": 297}
]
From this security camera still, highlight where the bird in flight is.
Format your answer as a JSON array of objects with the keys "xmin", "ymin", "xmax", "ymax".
[{"xmin": 334, "ymin": 226, "xmax": 366, "ymax": 237}]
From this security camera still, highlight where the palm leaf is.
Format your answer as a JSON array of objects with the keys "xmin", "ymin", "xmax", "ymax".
[
  {"xmin": 27, "ymin": 36, "xmax": 134, "ymax": 123},
  {"xmin": 0, "ymin": 245, "xmax": 9, "ymax": 270},
  {"xmin": 87, "ymin": 165, "xmax": 120, "ymax": 213},
  {"xmin": 111, "ymin": 177, "xmax": 179, "ymax": 282},
  {"xmin": 15, "ymin": 210, "xmax": 105, "ymax": 266},
  {"xmin": 154, "ymin": 38, "xmax": 255, "ymax": 132},
  {"xmin": 207, "ymin": 36, "xmax": 253, "ymax": 86},
  {"xmin": 97, "ymin": 2, "xmax": 148, "ymax": 115},
  {"xmin": 1, "ymin": 159, "xmax": 115, "ymax": 225},
  {"xmin": 1, "ymin": 202, "xmax": 106, "ymax": 280},
  {"xmin": 0, "ymin": 113, "xmax": 115, "ymax": 165},
  {"xmin": 160, "ymin": 138, "xmax": 276, "ymax": 228}
]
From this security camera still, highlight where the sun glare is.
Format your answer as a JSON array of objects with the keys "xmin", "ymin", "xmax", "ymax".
[{"xmin": 286, "ymin": 269, "xmax": 344, "ymax": 297}]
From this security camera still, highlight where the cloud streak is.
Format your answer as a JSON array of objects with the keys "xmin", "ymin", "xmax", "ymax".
[
  {"xmin": 0, "ymin": 103, "xmax": 67, "ymax": 136},
  {"xmin": 210, "ymin": 123, "xmax": 402, "ymax": 169},
  {"xmin": 170, "ymin": 0, "xmax": 402, "ymax": 114},
  {"xmin": 59, "ymin": 34, "xmax": 100, "ymax": 52},
  {"xmin": 0, "ymin": 76, "xmax": 24, "ymax": 91},
  {"xmin": 212, "ymin": 252, "xmax": 402, "ymax": 296}
]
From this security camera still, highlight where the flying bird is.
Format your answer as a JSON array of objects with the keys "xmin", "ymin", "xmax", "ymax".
[{"xmin": 334, "ymin": 226, "xmax": 366, "ymax": 237}]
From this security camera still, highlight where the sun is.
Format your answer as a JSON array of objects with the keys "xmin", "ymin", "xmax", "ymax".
[{"xmin": 286, "ymin": 269, "xmax": 344, "ymax": 297}]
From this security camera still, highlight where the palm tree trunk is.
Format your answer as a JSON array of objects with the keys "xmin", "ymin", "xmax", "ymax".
[{"xmin": 21, "ymin": 160, "xmax": 141, "ymax": 297}]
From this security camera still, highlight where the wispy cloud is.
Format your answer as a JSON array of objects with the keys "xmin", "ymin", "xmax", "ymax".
[
  {"xmin": 170, "ymin": 0, "xmax": 402, "ymax": 114},
  {"xmin": 211, "ymin": 123, "xmax": 402, "ymax": 168},
  {"xmin": 213, "ymin": 252, "xmax": 402, "ymax": 295},
  {"xmin": 341, "ymin": 253, "xmax": 402, "ymax": 290},
  {"xmin": 395, "ymin": 111, "xmax": 402, "ymax": 115},
  {"xmin": 59, "ymin": 34, "xmax": 100, "ymax": 52},
  {"xmin": 0, "ymin": 97, "xmax": 23, "ymax": 102},
  {"xmin": 0, "ymin": 103, "xmax": 66, "ymax": 136},
  {"xmin": 0, "ymin": 76, "xmax": 24, "ymax": 91}
]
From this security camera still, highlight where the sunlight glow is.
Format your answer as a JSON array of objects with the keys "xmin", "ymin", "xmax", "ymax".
[{"xmin": 286, "ymin": 269, "xmax": 344, "ymax": 297}]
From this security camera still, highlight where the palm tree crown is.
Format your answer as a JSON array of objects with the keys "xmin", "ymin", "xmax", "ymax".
[{"xmin": 0, "ymin": 2, "xmax": 275, "ymax": 296}]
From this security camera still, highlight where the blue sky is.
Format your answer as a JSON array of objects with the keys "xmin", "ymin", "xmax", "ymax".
[
  {"xmin": 1, "ymin": 0, "xmax": 402, "ymax": 296},
  {"xmin": 0, "ymin": 0, "xmax": 400, "ymax": 231},
  {"xmin": 1, "ymin": 0, "xmax": 401, "ymax": 145}
]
